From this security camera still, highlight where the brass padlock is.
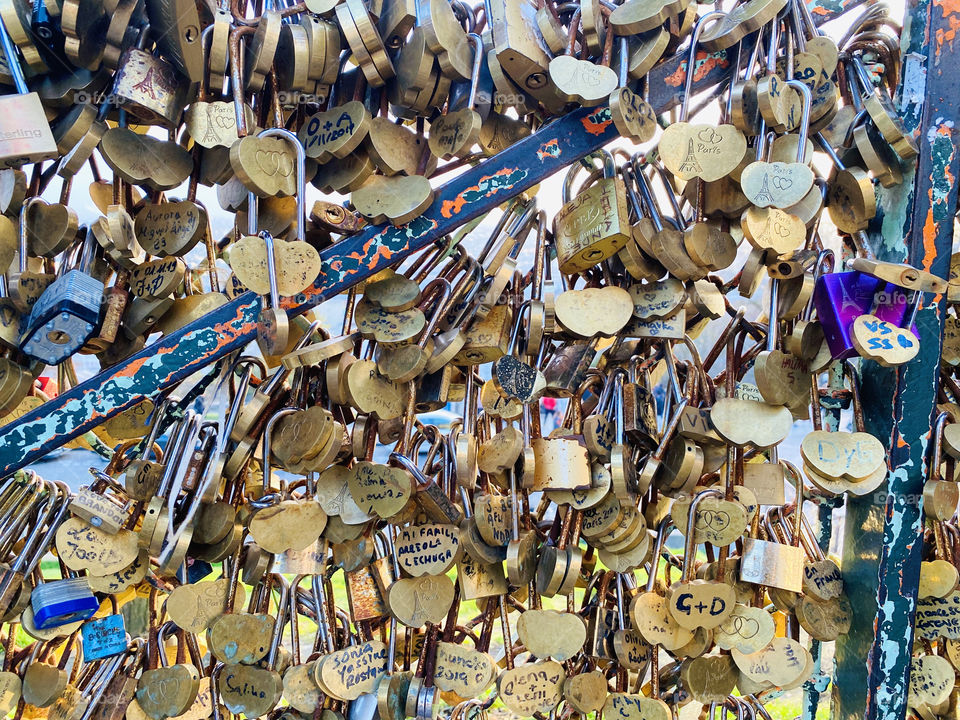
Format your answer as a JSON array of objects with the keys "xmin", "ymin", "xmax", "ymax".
[
  {"xmin": 0, "ymin": 14, "xmax": 57, "ymax": 166},
  {"xmin": 111, "ymin": 26, "xmax": 187, "ymax": 127},
  {"xmin": 554, "ymin": 150, "xmax": 631, "ymax": 274}
]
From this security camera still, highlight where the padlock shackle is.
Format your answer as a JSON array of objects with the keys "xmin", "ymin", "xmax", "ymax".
[
  {"xmin": 259, "ymin": 128, "xmax": 307, "ymax": 242},
  {"xmin": 680, "ymin": 11, "xmax": 726, "ymax": 121},
  {"xmin": 680, "ymin": 488, "xmax": 723, "ymax": 581},
  {"xmin": 784, "ymin": 79, "xmax": 812, "ymax": 161},
  {"xmin": 465, "ymin": 33, "xmax": 483, "ymax": 111},
  {"xmin": 261, "ymin": 406, "xmax": 299, "ymax": 493},
  {"xmin": 929, "ymin": 411, "xmax": 952, "ymax": 483}
]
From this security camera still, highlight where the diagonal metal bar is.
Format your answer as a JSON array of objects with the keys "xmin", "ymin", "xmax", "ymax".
[{"xmin": 0, "ymin": 0, "xmax": 861, "ymax": 476}]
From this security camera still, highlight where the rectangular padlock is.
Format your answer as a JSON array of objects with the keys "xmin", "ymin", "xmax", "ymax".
[
  {"xmin": 739, "ymin": 538, "xmax": 804, "ymax": 594},
  {"xmin": 0, "ymin": 19, "xmax": 57, "ymax": 167},
  {"xmin": 31, "ymin": 578, "xmax": 99, "ymax": 629}
]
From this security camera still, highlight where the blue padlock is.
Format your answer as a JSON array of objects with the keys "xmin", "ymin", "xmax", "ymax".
[{"xmin": 21, "ymin": 228, "xmax": 104, "ymax": 364}]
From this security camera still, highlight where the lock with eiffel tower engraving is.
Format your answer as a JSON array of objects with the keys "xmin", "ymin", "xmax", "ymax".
[{"xmin": 111, "ymin": 25, "xmax": 187, "ymax": 128}]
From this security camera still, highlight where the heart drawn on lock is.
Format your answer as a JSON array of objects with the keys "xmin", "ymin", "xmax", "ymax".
[
  {"xmin": 714, "ymin": 603, "xmax": 775, "ymax": 653},
  {"xmin": 230, "ymin": 136, "xmax": 298, "ymax": 197},
  {"xmin": 740, "ymin": 161, "xmax": 815, "ymax": 209},
  {"xmin": 136, "ymin": 665, "xmax": 200, "ymax": 720},
  {"xmin": 659, "ymin": 123, "xmax": 747, "ymax": 182},
  {"xmin": 547, "ymin": 55, "xmax": 619, "ymax": 106},
  {"xmin": 670, "ymin": 494, "xmax": 749, "ymax": 546}
]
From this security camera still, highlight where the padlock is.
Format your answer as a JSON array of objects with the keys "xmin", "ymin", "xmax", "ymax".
[
  {"xmin": 31, "ymin": 577, "xmax": 99, "ymax": 629},
  {"xmin": 554, "ymin": 150, "xmax": 631, "ymax": 274},
  {"xmin": 21, "ymin": 228, "xmax": 106, "ymax": 365},
  {"xmin": 813, "ymin": 267, "xmax": 920, "ymax": 360},
  {"xmin": 0, "ymin": 12, "xmax": 57, "ymax": 167},
  {"xmin": 111, "ymin": 25, "xmax": 188, "ymax": 127},
  {"xmin": 740, "ymin": 463, "xmax": 807, "ymax": 594},
  {"xmin": 543, "ymin": 338, "xmax": 597, "ymax": 397},
  {"xmin": 0, "ymin": 476, "xmax": 68, "ymax": 619},
  {"xmin": 89, "ymin": 640, "xmax": 146, "ymax": 720}
]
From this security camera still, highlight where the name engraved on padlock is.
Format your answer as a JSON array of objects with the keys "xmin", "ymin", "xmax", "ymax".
[
  {"xmin": 431, "ymin": 116, "xmax": 468, "ymax": 154},
  {"xmin": 916, "ymin": 591, "xmax": 960, "ymax": 639},
  {"xmin": 803, "ymin": 562, "xmax": 844, "ymax": 596},
  {"xmin": 134, "ymin": 202, "xmax": 203, "ymax": 257},
  {"xmin": 613, "ymin": 629, "xmax": 650, "ymax": 670},
  {"xmin": 69, "ymin": 490, "xmax": 127, "ymax": 534},
  {"xmin": 603, "ymin": 693, "xmax": 670, "ymax": 720},
  {"xmin": 474, "ymin": 496, "xmax": 513, "ymax": 546},
  {"xmin": 130, "ymin": 257, "xmax": 184, "ymax": 299},
  {"xmin": 622, "ymin": 310, "xmax": 685, "ymax": 339},
  {"xmin": 497, "ymin": 660, "xmax": 565, "ymax": 716},
  {"xmin": 434, "ymin": 643, "xmax": 496, "ymax": 697},
  {"xmin": 581, "ymin": 494, "xmax": 621, "ymax": 537},
  {"xmin": 395, "ymin": 525, "xmax": 460, "ymax": 576},
  {"xmin": 86, "ymin": 550, "xmax": 149, "ymax": 594},
  {"xmin": 55, "ymin": 517, "xmax": 139, "ymax": 575},
  {"xmin": 298, "ymin": 102, "xmax": 367, "ymax": 160},
  {"xmin": 272, "ymin": 540, "xmax": 327, "ymax": 575},
  {"xmin": 319, "ymin": 641, "xmax": 388, "ymax": 700}
]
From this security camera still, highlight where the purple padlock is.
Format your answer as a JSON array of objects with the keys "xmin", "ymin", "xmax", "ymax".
[{"xmin": 814, "ymin": 271, "xmax": 920, "ymax": 360}]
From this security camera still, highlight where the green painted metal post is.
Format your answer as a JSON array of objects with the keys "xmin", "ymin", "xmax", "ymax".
[{"xmin": 832, "ymin": 0, "xmax": 960, "ymax": 716}]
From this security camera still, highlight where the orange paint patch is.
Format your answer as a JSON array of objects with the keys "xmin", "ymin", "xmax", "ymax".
[
  {"xmin": 537, "ymin": 138, "xmax": 561, "ymax": 160},
  {"xmin": 440, "ymin": 167, "xmax": 522, "ymax": 218},
  {"xmin": 664, "ymin": 51, "xmax": 730, "ymax": 87},
  {"xmin": 582, "ymin": 113, "xmax": 613, "ymax": 136},
  {"xmin": 935, "ymin": 0, "xmax": 960, "ymax": 56}
]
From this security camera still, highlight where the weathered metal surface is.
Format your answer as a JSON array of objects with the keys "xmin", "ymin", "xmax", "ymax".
[
  {"xmin": 833, "ymin": 0, "xmax": 960, "ymax": 715},
  {"xmin": 0, "ymin": 105, "xmax": 612, "ymax": 475}
]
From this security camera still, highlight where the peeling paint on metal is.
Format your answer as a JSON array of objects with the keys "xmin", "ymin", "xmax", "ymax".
[
  {"xmin": 901, "ymin": 53, "xmax": 928, "ymax": 106},
  {"xmin": 663, "ymin": 51, "xmax": 730, "ymax": 88},
  {"xmin": 581, "ymin": 107, "xmax": 613, "ymax": 136},
  {"xmin": 536, "ymin": 138, "xmax": 561, "ymax": 160},
  {"xmin": 441, "ymin": 167, "xmax": 528, "ymax": 218}
]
